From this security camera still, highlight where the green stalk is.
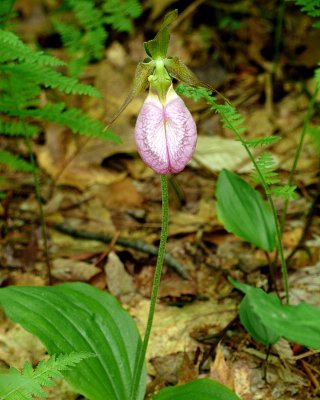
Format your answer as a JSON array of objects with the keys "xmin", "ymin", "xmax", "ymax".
[
  {"xmin": 130, "ymin": 174, "xmax": 169, "ymax": 400},
  {"xmin": 23, "ymin": 129, "xmax": 52, "ymax": 285},
  {"xmin": 222, "ymin": 113, "xmax": 289, "ymax": 304},
  {"xmin": 280, "ymin": 87, "xmax": 319, "ymax": 234},
  {"xmin": 272, "ymin": 0, "xmax": 286, "ymax": 76}
]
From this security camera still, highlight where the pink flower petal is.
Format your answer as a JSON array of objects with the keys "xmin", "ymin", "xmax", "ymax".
[{"xmin": 135, "ymin": 88, "xmax": 197, "ymax": 174}]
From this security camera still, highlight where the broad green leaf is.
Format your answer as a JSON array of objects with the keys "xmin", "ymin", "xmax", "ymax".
[
  {"xmin": 0, "ymin": 283, "xmax": 146, "ymax": 400},
  {"xmin": 230, "ymin": 279, "xmax": 320, "ymax": 349},
  {"xmin": 216, "ymin": 169, "xmax": 276, "ymax": 251},
  {"xmin": 152, "ymin": 378, "xmax": 241, "ymax": 400}
]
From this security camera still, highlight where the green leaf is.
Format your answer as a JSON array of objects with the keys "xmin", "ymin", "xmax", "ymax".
[
  {"xmin": 230, "ymin": 279, "xmax": 320, "ymax": 349},
  {"xmin": 0, "ymin": 283, "xmax": 146, "ymax": 400},
  {"xmin": 152, "ymin": 378, "xmax": 241, "ymax": 400},
  {"xmin": 231, "ymin": 280, "xmax": 280, "ymax": 345},
  {"xmin": 216, "ymin": 169, "xmax": 276, "ymax": 251}
]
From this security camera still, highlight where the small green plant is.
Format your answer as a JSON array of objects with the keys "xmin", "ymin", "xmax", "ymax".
[
  {"xmin": 0, "ymin": 28, "xmax": 119, "ymax": 174},
  {"xmin": 53, "ymin": 0, "xmax": 142, "ymax": 76},
  {"xmin": 0, "ymin": 352, "xmax": 92, "ymax": 400}
]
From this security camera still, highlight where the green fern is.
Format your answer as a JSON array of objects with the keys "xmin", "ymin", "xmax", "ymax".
[
  {"xmin": 0, "ymin": 352, "xmax": 93, "ymax": 400},
  {"xmin": 0, "ymin": 1, "xmax": 17, "ymax": 28},
  {"xmin": 293, "ymin": 0, "xmax": 320, "ymax": 28},
  {"xmin": 178, "ymin": 84, "xmax": 297, "ymax": 199},
  {"xmin": 0, "ymin": 30, "xmax": 65, "ymax": 66},
  {"xmin": 251, "ymin": 151, "xmax": 280, "ymax": 185},
  {"xmin": 0, "ymin": 119, "xmax": 39, "ymax": 137},
  {"xmin": 244, "ymin": 135, "xmax": 281, "ymax": 148},
  {"xmin": 271, "ymin": 184, "xmax": 297, "ymax": 200},
  {"xmin": 17, "ymin": 102, "xmax": 120, "ymax": 141},
  {"xmin": 0, "ymin": 150, "xmax": 35, "ymax": 173},
  {"xmin": 53, "ymin": 0, "xmax": 142, "ymax": 76},
  {"xmin": 103, "ymin": 0, "xmax": 142, "ymax": 32},
  {"xmin": 0, "ymin": 27, "xmax": 120, "ymax": 181}
]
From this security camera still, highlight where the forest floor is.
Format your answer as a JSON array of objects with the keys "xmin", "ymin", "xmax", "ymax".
[{"xmin": 1, "ymin": 1, "xmax": 320, "ymax": 399}]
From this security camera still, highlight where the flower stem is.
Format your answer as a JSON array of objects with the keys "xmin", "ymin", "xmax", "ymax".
[{"xmin": 130, "ymin": 174, "xmax": 169, "ymax": 400}]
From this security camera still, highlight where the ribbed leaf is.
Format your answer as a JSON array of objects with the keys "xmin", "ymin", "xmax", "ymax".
[
  {"xmin": 230, "ymin": 279, "xmax": 320, "ymax": 349},
  {"xmin": 0, "ymin": 283, "xmax": 146, "ymax": 400},
  {"xmin": 216, "ymin": 169, "xmax": 276, "ymax": 251},
  {"xmin": 152, "ymin": 379, "xmax": 240, "ymax": 400}
]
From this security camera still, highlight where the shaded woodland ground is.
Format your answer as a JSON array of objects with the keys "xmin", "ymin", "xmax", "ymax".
[{"xmin": 1, "ymin": 0, "xmax": 320, "ymax": 399}]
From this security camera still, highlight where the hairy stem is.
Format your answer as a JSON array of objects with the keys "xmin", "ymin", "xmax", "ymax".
[
  {"xmin": 24, "ymin": 133, "xmax": 52, "ymax": 285},
  {"xmin": 130, "ymin": 174, "xmax": 169, "ymax": 400},
  {"xmin": 222, "ymin": 113, "xmax": 289, "ymax": 304}
]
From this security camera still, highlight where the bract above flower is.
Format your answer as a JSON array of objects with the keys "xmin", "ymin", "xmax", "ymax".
[{"xmin": 135, "ymin": 85, "xmax": 197, "ymax": 174}]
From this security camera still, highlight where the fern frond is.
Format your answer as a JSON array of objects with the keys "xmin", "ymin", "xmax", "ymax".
[
  {"xmin": 0, "ymin": 0, "xmax": 16, "ymax": 28},
  {"xmin": 244, "ymin": 135, "xmax": 281, "ymax": 148},
  {"xmin": 0, "ymin": 119, "xmax": 39, "ymax": 137},
  {"xmin": 294, "ymin": 0, "xmax": 320, "ymax": 18},
  {"xmin": 213, "ymin": 103, "xmax": 246, "ymax": 134},
  {"xmin": 0, "ymin": 352, "xmax": 93, "ymax": 400},
  {"xmin": 103, "ymin": 0, "xmax": 142, "ymax": 32},
  {"xmin": 252, "ymin": 151, "xmax": 280, "ymax": 185},
  {"xmin": 69, "ymin": 0, "xmax": 105, "ymax": 31},
  {"xmin": 0, "ymin": 150, "xmax": 35, "ymax": 172},
  {"xmin": 271, "ymin": 184, "xmax": 298, "ymax": 200},
  {"xmin": 2, "ymin": 64, "xmax": 101, "ymax": 97},
  {"xmin": 178, "ymin": 84, "xmax": 245, "ymax": 133},
  {"xmin": 307, "ymin": 125, "xmax": 320, "ymax": 151},
  {"xmin": 53, "ymin": 20, "xmax": 83, "ymax": 52},
  {"xmin": 17, "ymin": 102, "xmax": 120, "ymax": 142},
  {"xmin": 0, "ymin": 30, "xmax": 65, "ymax": 66},
  {"xmin": 177, "ymin": 84, "xmax": 213, "ymax": 103}
]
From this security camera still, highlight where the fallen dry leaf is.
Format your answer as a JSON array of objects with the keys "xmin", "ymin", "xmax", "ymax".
[
  {"xmin": 51, "ymin": 258, "xmax": 100, "ymax": 282},
  {"xmin": 210, "ymin": 343, "xmax": 235, "ymax": 390}
]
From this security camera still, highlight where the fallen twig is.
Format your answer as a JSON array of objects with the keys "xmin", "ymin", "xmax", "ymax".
[{"xmin": 51, "ymin": 223, "xmax": 188, "ymax": 279}]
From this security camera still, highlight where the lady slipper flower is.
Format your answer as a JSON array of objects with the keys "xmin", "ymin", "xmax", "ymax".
[{"xmin": 135, "ymin": 85, "xmax": 197, "ymax": 174}]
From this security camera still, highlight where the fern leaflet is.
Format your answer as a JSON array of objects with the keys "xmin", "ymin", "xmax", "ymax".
[
  {"xmin": 0, "ymin": 119, "xmax": 39, "ymax": 137},
  {"xmin": 244, "ymin": 135, "xmax": 281, "ymax": 147},
  {"xmin": 0, "ymin": 150, "xmax": 35, "ymax": 173},
  {"xmin": 271, "ymin": 184, "xmax": 297, "ymax": 200},
  {"xmin": 0, "ymin": 30, "xmax": 65, "ymax": 66},
  {"xmin": 16, "ymin": 102, "xmax": 120, "ymax": 142},
  {"xmin": 252, "ymin": 151, "xmax": 280, "ymax": 185},
  {"xmin": 103, "ymin": 0, "xmax": 142, "ymax": 32},
  {"xmin": 293, "ymin": 0, "xmax": 320, "ymax": 18},
  {"xmin": 0, "ymin": 352, "xmax": 93, "ymax": 400}
]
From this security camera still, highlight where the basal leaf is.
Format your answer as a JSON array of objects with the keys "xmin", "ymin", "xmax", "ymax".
[
  {"xmin": 152, "ymin": 378, "xmax": 241, "ymax": 400},
  {"xmin": 230, "ymin": 279, "xmax": 320, "ymax": 349},
  {"xmin": 216, "ymin": 169, "xmax": 276, "ymax": 251},
  {"xmin": 0, "ymin": 283, "xmax": 146, "ymax": 400}
]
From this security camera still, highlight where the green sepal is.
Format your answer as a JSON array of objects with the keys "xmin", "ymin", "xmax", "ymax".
[
  {"xmin": 165, "ymin": 56, "xmax": 203, "ymax": 87},
  {"xmin": 106, "ymin": 60, "xmax": 155, "ymax": 127},
  {"xmin": 144, "ymin": 10, "xmax": 178, "ymax": 60}
]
